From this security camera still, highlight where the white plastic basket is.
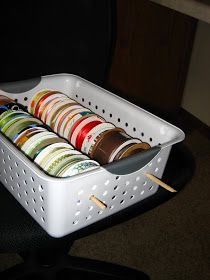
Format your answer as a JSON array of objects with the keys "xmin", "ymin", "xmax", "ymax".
[{"xmin": 0, "ymin": 74, "xmax": 185, "ymax": 237}]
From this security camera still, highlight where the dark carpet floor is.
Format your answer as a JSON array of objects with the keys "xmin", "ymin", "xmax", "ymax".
[{"xmin": 0, "ymin": 130, "xmax": 210, "ymax": 279}]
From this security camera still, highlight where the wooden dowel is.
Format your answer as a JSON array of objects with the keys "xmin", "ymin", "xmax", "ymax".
[
  {"xmin": 145, "ymin": 173, "xmax": 177, "ymax": 193},
  {"xmin": 90, "ymin": 195, "xmax": 107, "ymax": 209}
]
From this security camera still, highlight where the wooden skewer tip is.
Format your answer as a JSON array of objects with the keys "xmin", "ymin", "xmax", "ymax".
[{"xmin": 145, "ymin": 173, "xmax": 177, "ymax": 193}]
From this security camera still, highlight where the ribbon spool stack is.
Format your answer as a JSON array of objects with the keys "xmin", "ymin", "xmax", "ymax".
[
  {"xmin": 29, "ymin": 90, "xmax": 151, "ymax": 165},
  {"xmin": 0, "ymin": 96, "xmax": 99, "ymax": 178}
]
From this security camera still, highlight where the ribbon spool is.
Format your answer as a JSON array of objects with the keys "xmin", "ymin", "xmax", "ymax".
[
  {"xmin": 114, "ymin": 142, "xmax": 151, "ymax": 160},
  {"xmin": 34, "ymin": 91, "xmax": 56, "ymax": 117},
  {"xmin": 0, "ymin": 96, "xmax": 14, "ymax": 106},
  {"xmin": 90, "ymin": 128, "xmax": 129, "ymax": 164},
  {"xmin": 75, "ymin": 120, "xmax": 103, "ymax": 150},
  {"xmin": 14, "ymin": 127, "xmax": 47, "ymax": 147},
  {"xmin": 62, "ymin": 110, "xmax": 92, "ymax": 138},
  {"xmin": 43, "ymin": 96, "xmax": 69, "ymax": 124},
  {"xmin": 67, "ymin": 114, "xmax": 99, "ymax": 143},
  {"xmin": 38, "ymin": 92, "xmax": 67, "ymax": 119},
  {"xmin": 29, "ymin": 90, "xmax": 52, "ymax": 114},
  {"xmin": 90, "ymin": 128, "xmax": 151, "ymax": 164}
]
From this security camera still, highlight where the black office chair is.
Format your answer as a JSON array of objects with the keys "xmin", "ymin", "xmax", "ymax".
[{"xmin": 0, "ymin": 2, "xmax": 195, "ymax": 279}]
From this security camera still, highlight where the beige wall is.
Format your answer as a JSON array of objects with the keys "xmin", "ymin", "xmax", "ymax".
[
  {"xmin": 150, "ymin": 0, "xmax": 210, "ymax": 24},
  {"xmin": 182, "ymin": 21, "xmax": 210, "ymax": 126}
]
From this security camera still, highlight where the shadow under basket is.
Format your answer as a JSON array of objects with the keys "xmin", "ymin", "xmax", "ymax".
[{"xmin": 0, "ymin": 74, "xmax": 185, "ymax": 237}]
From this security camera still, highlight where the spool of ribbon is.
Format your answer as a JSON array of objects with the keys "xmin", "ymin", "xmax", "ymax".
[{"xmin": 75, "ymin": 120, "xmax": 103, "ymax": 150}]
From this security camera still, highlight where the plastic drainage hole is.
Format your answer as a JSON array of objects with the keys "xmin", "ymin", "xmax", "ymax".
[
  {"xmin": 92, "ymin": 185, "xmax": 97, "ymax": 190},
  {"xmin": 140, "ymin": 190, "xmax": 145, "ymax": 195},
  {"xmin": 88, "ymin": 206, "xmax": 93, "ymax": 211},
  {"xmin": 130, "ymin": 195, "xmax": 135, "ymax": 199},
  {"xmin": 24, "ymin": 190, "xmax": 28, "ymax": 196},
  {"xmin": 1, "ymin": 148, "xmax": 4, "ymax": 154},
  {"xmin": 155, "ymin": 167, "xmax": 159, "ymax": 173},
  {"xmin": 109, "ymin": 205, "xmax": 114, "ymax": 210},
  {"xmin": 11, "ymin": 186, "xmax": 14, "ymax": 191},
  {"xmin": 148, "ymin": 162, "xmax": 152, "ymax": 167},
  {"xmin": 32, "ymin": 188, "xmax": 35, "ymax": 193},
  {"xmin": 17, "ymin": 183, "xmax": 20, "ymax": 188},
  {"xmin": 8, "ymin": 155, "xmax": 11, "ymax": 160},
  {"xmin": 102, "ymin": 109, "xmax": 105, "ymax": 114},
  {"xmin": 133, "ymin": 186, "xmax": 138, "ymax": 191},
  {"xmin": 3, "ymin": 169, "xmax": 7, "ymax": 174},
  {"xmin": 117, "ymin": 118, "xmax": 120, "ymax": 123},
  {"xmin": 24, "ymin": 97, "xmax": 28, "ymax": 101},
  {"xmin": 141, "ymin": 132, "xmax": 144, "ymax": 137},
  {"xmin": 88, "ymin": 101, "xmax": 91, "ymax": 106},
  {"xmin": 98, "ymin": 210, "xmax": 103, "ymax": 215},
  {"xmin": 4, "ymin": 178, "xmax": 7, "ymax": 184},
  {"xmin": 77, "ymin": 200, "xmax": 81, "ymax": 205},
  {"xmin": 39, "ymin": 185, "xmax": 44, "ymax": 192},
  {"xmin": 86, "ymin": 215, "xmax": 91, "ymax": 220},
  {"xmin": 103, "ymin": 191, "xmax": 108, "ymax": 196},
  {"xmin": 18, "ymin": 193, "xmax": 21, "ymax": 199},
  {"xmin": 41, "ymin": 217, "xmax": 45, "ymax": 223},
  {"xmin": 116, "ymin": 176, "xmax": 120, "ymax": 181},
  {"xmin": 136, "ymin": 176, "xmax": 140, "ymax": 181},
  {"xmin": 149, "ymin": 137, "xmax": 153, "ymax": 142},
  {"xmin": 15, "ymin": 162, "xmax": 18, "ymax": 167},
  {"xmin": 114, "ymin": 185, "xmax": 118, "ymax": 191},
  {"xmin": 125, "ymin": 122, "xmax": 128, "ymax": 127},
  {"xmin": 149, "ymin": 186, "xmax": 154, "ymax": 191},
  {"xmin": 33, "ymin": 209, "xmax": 37, "ymax": 214},
  {"xmin": 32, "ymin": 198, "xmax": 36, "ymax": 204},
  {"xmin": 41, "ymin": 207, "xmax": 45, "ymax": 212},
  {"xmin": 95, "ymin": 105, "xmax": 98, "ymax": 110},
  {"xmin": 126, "ymin": 181, "xmax": 130, "ymax": 186},
  {"xmin": 109, "ymin": 113, "xmax": 112, "ymax": 118},
  {"xmin": 157, "ymin": 157, "xmax": 162, "ymax": 163},
  {"xmin": 73, "ymin": 220, "xmax": 78, "ymax": 225},
  {"xmin": 143, "ymin": 181, "xmax": 147, "ymax": 186},
  {"xmin": 23, "ymin": 180, "xmax": 27, "ymax": 185},
  {"xmin": 122, "ymin": 190, "xmax": 127, "ymax": 195},
  {"xmin": 9, "ymin": 166, "xmax": 12, "ymax": 171},
  {"xmin": 112, "ymin": 195, "xmax": 116, "ymax": 200},
  {"xmin": 40, "ymin": 196, "xmax": 44, "ymax": 202},
  {"xmin": 78, "ymin": 190, "xmax": 84, "ymax": 196},
  {"xmin": 82, "ymin": 98, "xmax": 84, "ymax": 102},
  {"xmin": 10, "ymin": 176, "xmax": 13, "ymax": 181},
  {"xmin": 2, "ymin": 159, "xmax": 5, "ymax": 164},
  {"xmin": 22, "ymin": 169, "xmax": 26, "ymax": 175},
  {"xmin": 105, "ymin": 180, "xmax": 110, "ymax": 186},
  {"xmin": 120, "ymin": 200, "xmax": 124, "ymax": 204},
  {"xmin": 25, "ymin": 201, "xmax": 29, "ymax": 206},
  {"xmin": 31, "ymin": 177, "xmax": 34, "ymax": 182},
  {"xmin": 75, "ymin": 210, "xmax": 80, "ymax": 216},
  {"xmin": 133, "ymin": 127, "xmax": 136, "ymax": 132}
]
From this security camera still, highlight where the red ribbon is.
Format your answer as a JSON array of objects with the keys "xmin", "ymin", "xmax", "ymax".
[
  {"xmin": 76, "ymin": 120, "xmax": 102, "ymax": 150},
  {"xmin": 34, "ymin": 92, "xmax": 54, "ymax": 117},
  {"xmin": 68, "ymin": 115, "xmax": 92, "ymax": 141}
]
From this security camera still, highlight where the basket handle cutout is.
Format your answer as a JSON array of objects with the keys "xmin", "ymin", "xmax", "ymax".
[
  {"xmin": 0, "ymin": 77, "xmax": 41, "ymax": 94},
  {"xmin": 104, "ymin": 146, "xmax": 161, "ymax": 175}
]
